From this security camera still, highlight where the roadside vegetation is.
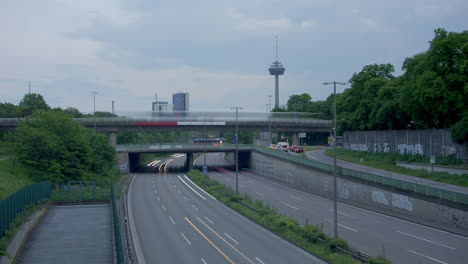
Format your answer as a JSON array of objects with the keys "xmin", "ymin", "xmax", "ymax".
[
  {"xmin": 272, "ymin": 29, "xmax": 467, "ymax": 146},
  {"xmin": 325, "ymin": 148, "xmax": 468, "ymax": 187},
  {"xmin": 187, "ymin": 170, "xmax": 391, "ymax": 264},
  {"xmin": 305, "ymin": 146, "xmax": 326, "ymax": 151},
  {"xmin": 0, "ymin": 159, "xmax": 35, "ymax": 199}
]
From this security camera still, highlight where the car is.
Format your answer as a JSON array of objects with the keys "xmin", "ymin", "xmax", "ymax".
[
  {"xmin": 288, "ymin": 145, "xmax": 298, "ymax": 152},
  {"xmin": 294, "ymin": 146, "xmax": 304, "ymax": 153},
  {"xmin": 276, "ymin": 142, "xmax": 289, "ymax": 152}
]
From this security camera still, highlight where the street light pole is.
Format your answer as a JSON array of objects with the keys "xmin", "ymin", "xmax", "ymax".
[
  {"xmin": 203, "ymin": 116, "xmax": 207, "ymax": 173},
  {"xmin": 230, "ymin": 106, "xmax": 243, "ymax": 194},
  {"xmin": 91, "ymin": 91, "xmax": 98, "ymax": 114},
  {"xmin": 112, "ymin": 100, "xmax": 116, "ymax": 116},
  {"xmin": 323, "ymin": 81, "xmax": 346, "ymax": 239}
]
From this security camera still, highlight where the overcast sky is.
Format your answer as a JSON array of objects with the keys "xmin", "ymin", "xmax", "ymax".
[{"xmin": 1, "ymin": 0, "xmax": 467, "ymax": 114}]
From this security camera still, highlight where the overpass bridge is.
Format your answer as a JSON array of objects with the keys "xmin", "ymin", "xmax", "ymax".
[
  {"xmin": 116, "ymin": 143, "xmax": 252, "ymax": 172},
  {"xmin": 0, "ymin": 113, "xmax": 331, "ymax": 133}
]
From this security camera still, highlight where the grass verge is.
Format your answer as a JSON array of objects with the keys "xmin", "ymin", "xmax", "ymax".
[
  {"xmin": 187, "ymin": 170, "xmax": 390, "ymax": 264},
  {"xmin": 325, "ymin": 149, "xmax": 468, "ymax": 187},
  {"xmin": 0, "ymin": 159, "xmax": 35, "ymax": 200},
  {"xmin": 0, "ymin": 200, "xmax": 48, "ymax": 257},
  {"xmin": 305, "ymin": 146, "xmax": 326, "ymax": 151}
]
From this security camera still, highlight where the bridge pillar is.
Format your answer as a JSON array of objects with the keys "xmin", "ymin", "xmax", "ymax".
[
  {"xmin": 185, "ymin": 153, "xmax": 194, "ymax": 172},
  {"xmin": 109, "ymin": 132, "xmax": 117, "ymax": 146}
]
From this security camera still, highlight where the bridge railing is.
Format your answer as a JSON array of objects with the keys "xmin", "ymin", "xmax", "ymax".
[
  {"xmin": 116, "ymin": 143, "xmax": 252, "ymax": 152},
  {"xmin": 0, "ymin": 182, "xmax": 51, "ymax": 240},
  {"xmin": 253, "ymin": 146, "xmax": 468, "ymax": 205}
]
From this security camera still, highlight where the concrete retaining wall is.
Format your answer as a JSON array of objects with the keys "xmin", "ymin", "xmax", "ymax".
[
  {"xmin": 249, "ymin": 150, "xmax": 468, "ymax": 235},
  {"xmin": 343, "ymin": 129, "xmax": 467, "ymax": 161}
]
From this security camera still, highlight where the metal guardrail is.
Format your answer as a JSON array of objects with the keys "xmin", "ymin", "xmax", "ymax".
[
  {"xmin": 253, "ymin": 146, "xmax": 468, "ymax": 205},
  {"xmin": 111, "ymin": 183, "xmax": 125, "ymax": 264},
  {"xmin": 0, "ymin": 181, "xmax": 51, "ymax": 240}
]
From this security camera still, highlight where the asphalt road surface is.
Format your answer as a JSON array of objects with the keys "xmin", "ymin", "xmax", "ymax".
[
  {"xmin": 129, "ymin": 155, "xmax": 327, "ymax": 264},
  {"xmin": 195, "ymin": 152, "xmax": 468, "ymax": 264}
]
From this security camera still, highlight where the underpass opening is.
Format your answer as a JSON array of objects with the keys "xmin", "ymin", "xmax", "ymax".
[{"xmin": 135, "ymin": 152, "xmax": 187, "ymax": 173}]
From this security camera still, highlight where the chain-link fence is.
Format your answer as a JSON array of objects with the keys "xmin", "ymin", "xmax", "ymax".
[
  {"xmin": 0, "ymin": 181, "xmax": 51, "ymax": 240},
  {"xmin": 253, "ymin": 146, "xmax": 468, "ymax": 205}
]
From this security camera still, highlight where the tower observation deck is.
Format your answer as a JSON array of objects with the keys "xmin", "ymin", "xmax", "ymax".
[{"xmin": 268, "ymin": 36, "xmax": 285, "ymax": 107}]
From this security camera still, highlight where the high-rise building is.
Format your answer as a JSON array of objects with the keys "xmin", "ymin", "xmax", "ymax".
[{"xmin": 173, "ymin": 92, "xmax": 189, "ymax": 111}]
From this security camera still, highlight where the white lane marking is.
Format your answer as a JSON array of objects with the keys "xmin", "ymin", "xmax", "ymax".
[
  {"xmin": 264, "ymin": 187, "xmax": 273, "ymax": 191},
  {"xmin": 289, "ymin": 195, "xmax": 303, "ymax": 201},
  {"xmin": 407, "ymin": 250, "xmax": 447, "ymax": 264},
  {"xmin": 157, "ymin": 196, "xmax": 160, "ymax": 201},
  {"xmin": 396, "ymin": 231, "xmax": 455, "ymax": 250},
  {"xmin": 161, "ymin": 204, "xmax": 167, "ymax": 212},
  {"xmin": 153, "ymin": 184, "xmax": 155, "ymax": 188},
  {"xmin": 239, "ymin": 184, "xmax": 245, "ymax": 188},
  {"xmin": 224, "ymin": 232, "xmax": 239, "ymax": 245},
  {"xmin": 306, "ymin": 152, "xmax": 318, "ymax": 160},
  {"xmin": 154, "ymin": 190, "xmax": 158, "ymax": 194},
  {"xmin": 183, "ymin": 196, "xmax": 188, "ymax": 201},
  {"xmin": 454, "ymin": 234, "xmax": 468, "ymax": 240},
  {"xmin": 201, "ymin": 258, "xmax": 208, "ymax": 264},
  {"xmin": 204, "ymin": 216, "xmax": 214, "ymax": 225},
  {"xmin": 325, "ymin": 219, "xmax": 358, "ymax": 232},
  {"xmin": 177, "ymin": 175, "xmax": 206, "ymax": 200},
  {"xmin": 169, "ymin": 216, "xmax": 175, "ymax": 225},
  {"xmin": 181, "ymin": 233, "xmax": 191, "ymax": 245},
  {"xmin": 184, "ymin": 175, "xmax": 217, "ymax": 200},
  {"xmin": 256, "ymin": 192, "xmax": 265, "ymax": 196},
  {"xmin": 329, "ymin": 209, "xmax": 351, "ymax": 217},
  {"xmin": 280, "ymin": 202, "xmax": 300, "ymax": 210},
  {"xmin": 255, "ymin": 257, "xmax": 265, "ymax": 264},
  {"xmin": 173, "ymin": 184, "xmax": 177, "ymax": 188},
  {"xmin": 192, "ymin": 204, "xmax": 199, "ymax": 211},
  {"xmin": 178, "ymin": 190, "xmax": 182, "ymax": 194}
]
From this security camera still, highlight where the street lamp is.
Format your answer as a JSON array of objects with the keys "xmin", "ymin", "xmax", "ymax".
[
  {"xmin": 230, "ymin": 106, "xmax": 243, "ymax": 194},
  {"xmin": 203, "ymin": 115, "xmax": 207, "ymax": 174},
  {"xmin": 323, "ymin": 81, "xmax": 346, "ymax": 239}
]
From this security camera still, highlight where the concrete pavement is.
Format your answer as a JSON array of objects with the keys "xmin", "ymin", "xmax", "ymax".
[
  {"xmin": 198, "ymin": 152, "xmax": 468, "ymax": 264},
  {"xmin": 129, "ymin": 169, "xmax": 327, "ymax": 263}
]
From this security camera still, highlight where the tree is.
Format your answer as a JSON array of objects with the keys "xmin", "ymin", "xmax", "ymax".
[
  {"xmin": 13, "ymin": 111, "xmax": 115, "ymax": 184},
  {"xmin": 0, "ymin": 103, "xmax": 21, "ymax": 118},
  {"xmin": 287, "ymin": 93, "xmax": 312, "ymax": 112},
  {"xmin": 451, "ymin": 112, "xmax": 468, "ymax": 144},
  {"xmin": 18, "ymin": 93, "xmax": 50, "ymax": 116}
]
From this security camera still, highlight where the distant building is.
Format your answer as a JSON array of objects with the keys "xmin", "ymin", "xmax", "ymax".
[
  {"xmin": 173, "ymin": 92, "xmax": 189, "ymax": 111},
  {"xmin": 152, "ymin": 101, "xmax": 174, "ymax": 112}
]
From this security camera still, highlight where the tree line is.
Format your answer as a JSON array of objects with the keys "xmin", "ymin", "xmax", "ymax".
[
  {"xmin": 1, "ymin": 94, "xmax": 116, "ymax": 184},
  {"xmin": 273, "ymin": 28, "xmax": 467, "ymax": 144}
]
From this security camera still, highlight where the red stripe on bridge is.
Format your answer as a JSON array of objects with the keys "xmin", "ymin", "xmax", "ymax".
[{"xmin": 135, "ymin": 121, "xmax": 178, "ymax": 125}]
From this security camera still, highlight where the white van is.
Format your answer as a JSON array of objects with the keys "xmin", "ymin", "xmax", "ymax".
[{"xmin": 276, "ymin": 142, "xmax": 289, "ymax": 152}]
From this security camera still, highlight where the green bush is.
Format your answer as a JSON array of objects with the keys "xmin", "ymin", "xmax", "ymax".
[
  {"xmin": 367, "ymin": 256, "xmax": 392, "ymax": 264},
  {"xmin": 328, "ymin": 238, "xmax": 349, "ymax": 251}
]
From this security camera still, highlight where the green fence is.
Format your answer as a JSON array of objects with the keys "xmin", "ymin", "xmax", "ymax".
[
  {"xmin": 253, "ymin": 146, "xmax": 468, "ymax": 205},
  {"xmin": 0, "ymin": 181, "xmax": 51, "ymax": 240},
  {"xmin": 111, "ymin": 183, "xmax": 124, "ymax": 264}
]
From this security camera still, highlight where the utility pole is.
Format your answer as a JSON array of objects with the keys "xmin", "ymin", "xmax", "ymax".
[
  {"xmin": 230, "ymin": 106, "xmax": 243, "ymax": 194},
  {"xmin": 91, "ymin": 92, "xmax": 98, "ymax": 114},
  {"xmin": 323, "ymin": 81, "xmax": 346, "ymax": 239},
  {"xmin": 203, "ymin": 116, "xmax": 207, "ymax": 174},
  {"xmin": 28, "ymin": 81, "xmax": 31, "ymax": 94}
]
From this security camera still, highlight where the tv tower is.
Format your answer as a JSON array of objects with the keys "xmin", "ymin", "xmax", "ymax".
[{"xmin": 268, "ymin": 35, "xmax": 285, "ymax": 107}]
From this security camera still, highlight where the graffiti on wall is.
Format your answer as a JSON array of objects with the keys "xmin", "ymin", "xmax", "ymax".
[
  {"xmin": 338, "ymin": 182, "xmax": 349, "ymax": 199},
  {"xmin": 441, "ymin": 145, "xmax": 457, "ymax": 156},
  {"xmin": 374, "ymin": 142, "xmax": 390, "ymax": 153},
  {"xmin": 349, "ymin": 144, "xmax": 368, "ymax": 151},
  {"xmin": 397, "ymin": 144, "xmax": 424, "ymax": 155},
  {"xmin": 372, "ymin": 190, "xmax": 389, "ymax": 206},
  {"xmin": 391, "ymin": 194, "xmax": 413, "ymax": 211}
]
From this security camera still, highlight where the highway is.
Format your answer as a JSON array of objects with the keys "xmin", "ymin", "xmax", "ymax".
[
  {"xmin": 129, "ymin": 155, "xmax": 327, "ymax": 264},
  {"xmin": 195, "ymin": 152, "xmax": 468, "ymax": 264}
]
